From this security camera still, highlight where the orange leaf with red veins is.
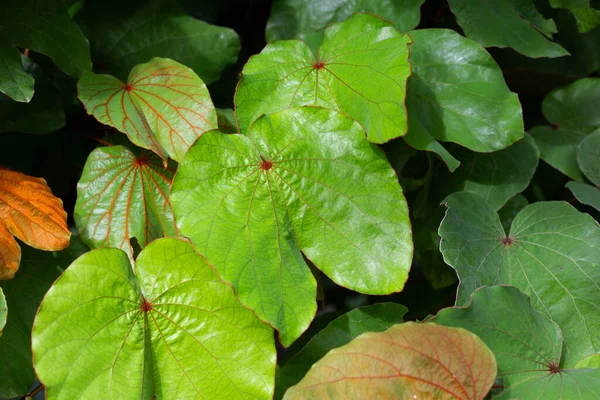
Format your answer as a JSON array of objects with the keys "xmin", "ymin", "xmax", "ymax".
[
  {"xmin": 78, "ymin": 57, "xmax": 218, "ymax": 162},
  {"xmin": 283, "ymin": 322, "xmax": 497, "ymax": 400},
  {"xmin": 0, "ymin": 167, "xmax": 70, "ymax": 279}
]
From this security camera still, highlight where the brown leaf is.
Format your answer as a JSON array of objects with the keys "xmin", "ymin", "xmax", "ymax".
[{"xmin": 0, "ymin": 167, "xmax": 70, "ymax": 278}]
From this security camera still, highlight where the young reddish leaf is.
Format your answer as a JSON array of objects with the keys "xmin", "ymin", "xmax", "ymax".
[
  {"xmin": 0, "ymin": 167, "xmax": 70, "ymax": 279},
  {"xmin": 74, "ymin": 146, "xmax": 178, "ymax": 260},
  {"xmin": 78, "ymin": 57, "xmax": 218, "ymax": 161},
  {"xmin": 283, "ymin": 322, "xmax": 497, "ymax": 400}
]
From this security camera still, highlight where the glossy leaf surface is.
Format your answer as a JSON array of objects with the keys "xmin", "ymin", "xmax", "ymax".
[
  {"xmin": 74, "ymin": 146, "xmax": 177, "ymax": 260},
  {"xmin": 404, "ymin": 29, "xmax": 524, "ymax": 170},
  {"xmin": 33, "ymin": 238, "xmax": 276, "ymax": 399},
  {"xmin": 283, "ymin": 322, "xmax": 497, "ymax": 400},
  {"xmin": 0, "ymin": 167, "xmax": 70, "ymax": 278},
  {"xmin": 439, "ymin": 191, "xmax": 600, "ymax": 366},
  {"xmin": 171, "ymin": 107, "xmax": 412, "ymax": 345},
  {"xmin": 235, "ymin": 13, "xmax": 411, "ymax": 143},
  {"xmin": 448, "ymin": 0, "xmax": 569, "ymax": 58},
  {"xmin": 78, "ymin": 57, "xmax": 218, "ymax": 161}
]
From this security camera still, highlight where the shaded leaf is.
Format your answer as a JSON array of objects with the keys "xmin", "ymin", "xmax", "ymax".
[
  {"xmin": 498, "ymin": 194, "xmax": 529, "ymax": 232},
  {"xmin": 578, "ymin": 130, "xmax": 600, "ymax": 185},
  {"xmin": 171, "ymin": 107, "xmax": 412, "ymax": 346},
  {"xmin": 78, "ymin": 57, "xmax": 217, "ymax": 161},
  {"xmin": 32, "ymin": 238, "xmax": 276, "ymax": 399},
  {"xmin": 75, "ymin": 0, "xmax": 240, "ymax": 84},
  {"xmin": 567, "ymin": 181, "xmax": 600, "ymax": 211},
  {"xmin": 0, "ymin": 167, "xmax": 70, "ymax": 279},
  {"xmin": 283, "ymin": 322, "xmax": 497, "ymax": 400},
  {"xmin": 276, "ymin": 303, "xmax": 407, "ymax": 399},
  {"xmin": 439, "ymin": 191, "xmax": 600, "ymax": 366},
  {"xmin": 0, "ymin": 35, "xmax": 33, "ymax": 102},
  {"xmin": 217, "ymin": 108, "xmax": 238, "ymax": 133},
  {"xmin": 235, "ymin": 13, "xmax": 411, "ymax": 143},
  {"xmin": 404, "ymin": 29, "xmax": 524, "ymax": 170},
  {"xmin": 74, "ymin": 146, "xmax": 177, "ymax": 260},
  {"xmin": 542, "ymin": 78, "xmax": 600, "ymax": 132},
  {"xmin": 551, "ymin": 0, "xmax": 600, "ymax": 32},
  {"xmin": 448, "ymin": 0, "xmax": 569, "ymax": 58},
  {"xmin": 530, "ymin": 126, "xmax": 586, "ymax": 180}
]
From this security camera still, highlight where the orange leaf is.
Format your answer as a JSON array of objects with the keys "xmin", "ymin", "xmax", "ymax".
[
  {"xmin": 0, "ymin": 167, "xmax": 70, "ymax": 278},
  {"xmin": 284, "ymin": 322, "xmax": 497, "ymax": 400}
]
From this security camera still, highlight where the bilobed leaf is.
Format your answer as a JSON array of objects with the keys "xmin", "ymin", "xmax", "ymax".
[
  {"xmin": 551, "ymin": 0, "xmax": 600, "ymax": 32},
  {"xmin": 448, "ymin": 0, "xmax": 569, "ymax": 58},
  {"xmin": 171, "ymin": 107, "xmax": 412, "ymax": 346},
  {"xmin": 0, "ymin": 167, "xmax": 70, "ymax": 278},
  {"xmin": 266, "ymin": 0, "xmax": 424, "ymax": 50},
  {"xmin": 404, "ymin": 29, "xmax": 524, "ymax": 170},
  {"xmin": 577, "ymin": 130, "xmax": 600, "ymax": 185},
  {"xmin": 433, "ymin": 286, "xmax": 600, "ymax": 399},
  {"xmin": 32, "ymin": 238, "xmax": 275, "ymax": 399},
  {"xmin": 78, "ymin": 57, "xmax": 218, "ymax": 161},
  {"xmin": 74, "ymin": 146, "xmax": 177, "ymax": 260},
  {"xmin": 0, "ymin": 35, "xmax": 34, "ymax": 102},
  {"xmin": 75, "ymin": 0, "xmax": 240, "ymax": 84},
  {"xmin": 438, "ymin": 191, "xmax": 600, "ymax": 366},
  {"xmin": 276, "ymin": 303, "xmax": 407, "ymax": 399},
  {"xmin": 283, "ymin": 322, "xmax": 497, "ymax": 400},
  {"xmin": 567, "ymin": 181, "xmax": 600, "ymax": 211},
  {"xmin": 235, "ymin": 13, "xmax": 411, "ymax": 143}
]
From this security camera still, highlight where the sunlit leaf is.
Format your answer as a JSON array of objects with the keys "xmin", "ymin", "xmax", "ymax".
[
  {"xmin": 78, "ymin": 57, "xmax": 218, "ymax": 161},
  {"xmin": 448, "ymin": 0, "xmax": 569, "ymax": 58},
  {"xmin": 32, "ymin": 238, "xmax": 276, "ymax": 399},
  {"xmin": 235, "ymin": 13, "xmax": 411, "ymax": 143},
  {"xmin": 439, "ymin": 191, "xmax": 600, "ymax": 366},
  {"xmin": 283, "ymin": 322, "xmax": 497, "ymax": 400},
  {"xmin": 0, "ymin": 167, "xmax": 70, "ymax": 278},
  {"xmin": 74, "ymin": 146, "xmax": 178, "ymax": 260},
  {"xmin": 551, "ymin": 0, "xmax": 600, "ymax": 33},
  {"xmin": 171, "ymin": 107, "xmax": 412, "ymax": 346}
]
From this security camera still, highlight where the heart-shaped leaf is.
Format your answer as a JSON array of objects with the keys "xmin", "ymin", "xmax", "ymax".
[
  {"xmin": 32, "ymin": 238, "xmax": 275, "ymax": 399},
  {"xmin": 74, "ymin": 146, "xmax": 177, "ymax": 260},
  {"xmin": 439, "ymin": 191, "xmax": 600, "ymax": 366},
  {"xmin": 0, "ymin": 166, "xmax": 70, "ymax": 278},
  {"xmin": 447, "ymin": 0, "xmax": 569, "ymax": 58},
  {"xmin": 283, "ymin": 322, "xmax": 497, "ymax": 400},
  {"xmin": 551, "ymin": 0, "xmax": 600, "ymax": 33},
  {"xmin": 78, "ymin": 57, "xmax": 218, "ymax": 161},
  {"xmin": 235, "ymin": 13, "xmax": 411, "ymax": 143},
  {"xmin": 276, "ymin": 303, "xmax": 407, "ymax": 399},
  {"xmin": 498, "ymin": 194, "xmax": 529, "ymax": 232},
  {"xmin": 171, "ymin": 107, "xmax": 412, "ymax": 346},
  {"xmin": 433, "ymin": 285, "xmax": 600, "ymax": 399},
  {"xmin": 404, "ymin": 29, "xmax": 524, "ymax": 171}
]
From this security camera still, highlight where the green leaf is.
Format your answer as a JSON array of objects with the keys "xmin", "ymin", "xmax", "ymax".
[
  {"xmin": 75, "ymin": 0, "xmax": 240, "ymax": 84},
  {"xmin": 0, "ymin": 287, "xmax": 5, "ymax": 334},
  {"xmin": 78, "ymin": 57, "xmax": 218, "ymax": 161},
  {"xmin": 578, "ymin": 130, "xmax": 600, "ymax": 185},
  {"xmin": 171, "ymin": 107, "xmax": 412, "ymax": 346},
  {"xmin": 276, "ymin": 303, "xmax": 407, "ymax": 399},
  {"xmin": 404, "ymin": 29, "xmax": 524, "ymax": 170},
  {"xmin": 235, "ymin": 13, "xmax": 412, "ymax": 143},
  {"xmin": 266, "ymin": 0, "xmax": 424, "ymax": 50},
  {"xmin": 283, "ymin": 322, "xmax": 497, "ymax": 400},
  {"xmin": 439, "ymin": 191, "xmax": 600, "ymax": 366},
  {"xmin": 0, "ymin": 36, "xmax": 34, "ymax": 102},
  {"xmin": 32, "ymin": 238, "xmax": 275, "ymax": 399},
  {"xmin": 542, "ymin": 78, "xmax": 600, "ymax": 133},
  {"xmin": 576, "ymin": 354, "xmax": 600, "ymax": 368},
  {"xmin": 0, "ymin": 0, "xmax": 91, "ymax": 79},
  {"xmin": 498, "ymin": 194, "xmax": 529, "ymax": 232},
  {"xmin": 567, "ymin": 181, "xmax": 600, "ymax": 211},
  {"xmin": 0, "ymin": 236, "xmax": 87, "ymax": 398},
  {"xmin": 217, "ymin": 108, "xmax": 238, "ymax": 133},
  {"xmin": 448, "ymin": 0, "xmax": 569, "ymax": 58},
  {"xmin": 434, "ymin": 135, "xmax": 539, "ymax": 210},
  {"xmin": 530, "ymin": 126, "xmax": 586, "ymax": 180},
  {"xmin": 551, "ymin": 0, "xmax": 600, "ymax": 32},
  {"xmin": 74, "ymin": 146, "xmax": 178, "ymax": 260},
  {"xmin": 433, "ymin": 285, "xmax": 600, "ymax": 399}
]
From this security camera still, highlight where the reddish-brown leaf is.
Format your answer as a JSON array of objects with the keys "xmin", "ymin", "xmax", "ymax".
[{"xmin": 0, "ymin": 167, "xmax": 70, "ymax": 278}]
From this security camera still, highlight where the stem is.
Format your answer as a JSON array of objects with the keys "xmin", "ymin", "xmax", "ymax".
[{"xmin": 23, "ymin": 383, "xmax": 44, "ymax": 399}]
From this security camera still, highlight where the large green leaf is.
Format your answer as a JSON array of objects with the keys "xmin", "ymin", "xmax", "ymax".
[
  {"xmin": 0, "ymin": 35, "xmax": 34, "ymax": 102},
  {"xmin": 235, "ymin": 13, "xmax": 411, "ymax": 143},
  {"xmin": 74, "ymin": 146, "xmax": 178, "ymax": 260},
  {"xmin": 438, "ymin": 191, "xmax": 600, "ymax": 366},
  {"xmin": 76, "ymin": 0, "xmax": 240, "ymax": 84},
  {"xmin": 0, "ymin": 236, "xmax": 87, "ymax": 398},
  {"xmin": 78, "ymin": 57, "xmax": 218, "ymax": 161},
  {"xmin": 283, "ymin": 322, "xmax": 497, "ymax": 399},
  {"xmin": 32, "ymin": 238, "xmax": 275, "ymax": 399},
  {"xmin": 551, "ymin": 0, "xmax": 600, "ymax": 32},
  {"xmin": 404, "ymin": 29, "xmax": 524, "ymax": 171},
  {"xmin": 578, "ymin": 130, "xmax": 600, "ymax": 185},
  {"xmin": 266, "ymin": 0, "xmax": 424, "ymax": 50},
  {"xmin": 433, "ymin": 286, "xmax": 600, "ymax": 399},
  {"xmin": 567, "ymin": 181, "xmax": 600, "ymax": 211},
  {"xmin": 448, "ymin": 0, "xmax": 569, "ymax": 58},
  {"xmin": 171, "ymin": 107, "xmax": 412, "ymax": 346},
  {"xmin": 276, "ymin": 303, "xmax": 407, "ymax": 399}
]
